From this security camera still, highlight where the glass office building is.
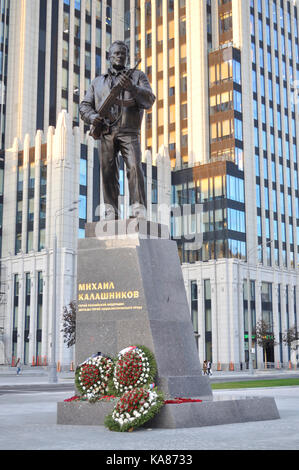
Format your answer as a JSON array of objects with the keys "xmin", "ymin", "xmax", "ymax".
[
  {"xmin": 134, "ymin": 0, "xmax": 299, "ymax": 369},
  {"xmin": 1, "ymin": 0, "xmax": 299, "ymax": 370}
]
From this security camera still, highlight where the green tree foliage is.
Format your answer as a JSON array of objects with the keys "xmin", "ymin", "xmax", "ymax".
[
  {"xmin": 254, "ymin": 319, "xmax": 276, "ymax": 363},
  {"xmin": 282, "ymin": 326, "xmax": 299, "ymax": 350}
]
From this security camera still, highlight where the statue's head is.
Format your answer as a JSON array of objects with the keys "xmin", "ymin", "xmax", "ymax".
[{"xmin": 108, "ymin": 40, "xmax": 129, "ymax": 70}]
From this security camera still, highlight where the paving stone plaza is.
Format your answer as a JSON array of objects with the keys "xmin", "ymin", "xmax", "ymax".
[{"xmin": 0, "ymin": 368, "xmax": 298, "ymax": 451}]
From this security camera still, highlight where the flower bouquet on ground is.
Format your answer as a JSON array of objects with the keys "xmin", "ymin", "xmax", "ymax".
[
  {"xmin": 104, "ymin": 387, "xmax": 164, "ymax": 432},
  {"xmin": 109, "ymin": 345, "xmax": 157, "ymax": 396},
  {"xmin": 75, "ymin": 354, "xmax": 114, "ymax": 401}
]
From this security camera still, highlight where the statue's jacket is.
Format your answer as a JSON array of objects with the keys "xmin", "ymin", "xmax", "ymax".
[{"xmin": 79, "ymin": 68, "xmax": 156, "ymax": 135}]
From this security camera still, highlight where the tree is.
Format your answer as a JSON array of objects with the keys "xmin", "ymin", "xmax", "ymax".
[
  {"xmin": 61, "ymin": 301, "xmax": 77, "ymax": 348},
  {"xmin": 254, "ymin": 319, "xmax": 276, "ymax": 364},
  {"xmin": 282, "ymin": 326, "xmax": 299, "ymax": 351}
]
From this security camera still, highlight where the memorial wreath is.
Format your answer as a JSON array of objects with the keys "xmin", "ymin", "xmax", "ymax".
[
  {"xmin": 75, "ymin": 354, "xmax": 114, "ymax": 401},
  {"xmin": 104, "ymin": 387, "xmax": 164, "ymax": 432},
  {"xmin": 110, "ymin": 345, "xmax": 157, "ymax": 395}
]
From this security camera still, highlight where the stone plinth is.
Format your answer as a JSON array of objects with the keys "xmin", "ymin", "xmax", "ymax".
[
  {"xmin": 85, "ymin": 219, "xmax": 169, "ymax": 240},
  {"xmin": 57, "ymin": 396, "xmax": 280, "ymax": 428}
]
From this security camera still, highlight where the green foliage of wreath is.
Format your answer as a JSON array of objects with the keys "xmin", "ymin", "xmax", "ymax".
[{"xmin": 104, "ymin": 387, "xmax": 165, "ymax": 432}]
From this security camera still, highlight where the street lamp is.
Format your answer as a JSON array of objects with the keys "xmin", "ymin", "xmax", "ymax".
[
  {"xmin": 246, "ymin": 239, "xmax": 273, "ymax": 375},
  {"xmin": 48, "ymin": 200, "xmax": 79, "ymax": 383}
]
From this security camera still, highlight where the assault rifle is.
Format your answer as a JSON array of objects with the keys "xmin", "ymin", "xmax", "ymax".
[{"xmin": 90, "ymin": 58, "xmax": 142, "ymax": 140}]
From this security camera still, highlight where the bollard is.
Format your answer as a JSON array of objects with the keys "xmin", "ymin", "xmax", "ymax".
[
  {"xmin": 43, "ymin": 355, "xmax": 47, "ymax": 366},
  {"xmin": 277, "ymin": 360, "xmax": 280, "ymax": 369},
  {"xmin": 32, "ymin": 356, "xmax": 35, "ymax": 366},
  {"xmin": 11, "ymin": 356, "xmax": 15, "ymax": 367},
  {"xmin": 70, "ymin": 361, "xmax": 74, "ymax": 371},
  {"xmin": 289, "ymin": 360, "xmax": 292, "ymax": 370},
  {"xmin": 229, "ymin": 361, "xmax": 234, "ymax": 371},
  {"xmin": 217, "ymin": 361, "xmax": 221, "ymax": 371},
  {"xmin": 57, "ymin": 361, "xmax": 61, "ymax": 372}
]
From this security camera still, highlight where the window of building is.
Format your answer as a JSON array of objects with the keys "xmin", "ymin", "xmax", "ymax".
[
  {"xmin": 96, "ymin": 0, "xmax": 102, "ymax": 20},
  {"xmin": 219, "ymin": 11, "xmax": 232, "ymax": 34},
  {"xmin": 74, "ymin": 16, "xmax": 80, "ymax": 39},
  {"xmin": 190, "ymin": 281, "xmax": 198, "ymax": 337},
  {"xmin": 204, "ymin": 279, "xmax": 212, "ymax": 362},
  {"xmin": 234, "ymin": 118, "xmax": 243, "ymax": 141}
]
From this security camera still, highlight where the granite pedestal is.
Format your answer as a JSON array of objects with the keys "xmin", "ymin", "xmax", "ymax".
[
  {"xmin": 75, "ymin": 219, "xmax": 211, "ymax": 399},
  {"xmin": 57, "ymin": 395, "xmax": 280, "ymax": 427},
  {"xmin": 57, "ymin": 219, "xmax": 279, "ymax": 428}
]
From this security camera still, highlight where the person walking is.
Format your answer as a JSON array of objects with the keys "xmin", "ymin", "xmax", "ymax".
[
  {"xmin": 16, "ymin": 358, "xmax": 21, "ymax": 375},
  {"xmin": 207, "ymin": 360, "xmax": 212, "ymax": 376},
  {"xmin": 203, "ymin": 360, "xmax": 208, "ymax": 375}
]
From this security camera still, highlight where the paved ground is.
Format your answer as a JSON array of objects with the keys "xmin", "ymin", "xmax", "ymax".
[{"xmin": 0, "ymin": 367, "xmax": 298, "ymax": 451}]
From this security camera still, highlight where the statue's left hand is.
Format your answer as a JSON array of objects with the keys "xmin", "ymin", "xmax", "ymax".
[{"xmin": 118, "ymin": 74, "xmax": 134, "ymax": 91}]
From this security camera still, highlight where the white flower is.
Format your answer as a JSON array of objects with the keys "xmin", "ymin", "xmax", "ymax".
[{"xmin": 144, "ymin": 403, "xmax": 149, "ymax": 408}]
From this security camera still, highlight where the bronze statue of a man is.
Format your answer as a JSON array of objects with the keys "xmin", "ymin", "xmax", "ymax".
[{"xmin": 79, "ymin": 40, "xmax": 155, "ymax": 220}]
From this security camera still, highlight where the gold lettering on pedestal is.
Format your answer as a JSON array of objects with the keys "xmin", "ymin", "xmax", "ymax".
[{"xmin": 77, "ymin": 281, "xmax": 141, "ymax": 313}]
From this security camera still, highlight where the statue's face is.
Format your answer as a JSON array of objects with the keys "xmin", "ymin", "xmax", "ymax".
[{"xmin": 109, "ymin": 45, "xmax": 127, "ymax": 70}]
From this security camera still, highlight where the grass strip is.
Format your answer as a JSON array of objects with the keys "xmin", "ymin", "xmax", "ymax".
[{"xmin": 211, "ymin": 378, "xmax": 299, "ymax": 390}]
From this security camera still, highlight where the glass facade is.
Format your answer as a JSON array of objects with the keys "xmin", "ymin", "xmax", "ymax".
[
  {"xmin": 0, "ymin": 0, "xmax": 9, "ymax": 149},
  {"xmin": 209, "ymin": 30, "xmax": 243, "ymax": 170},
  {"xmin": 2, "ymin": 0, "xmax": 299, "ymax": 372},
  {"xmin": 61, "ymin": 0, "xmax": 104, "ymax": 131},
  {"xmin": 251, "ymin": 0, "xmax": 299, "ymax": 269},
  {"xmin": 136, "ymin": 0, "xmax": 188, "ymax": 164},
  {"xmin": 172, "ymin": 161, "xmax": 246, "ymax": 263}
]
